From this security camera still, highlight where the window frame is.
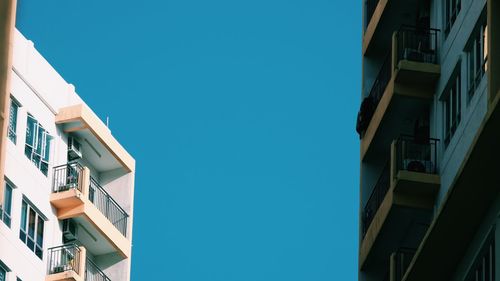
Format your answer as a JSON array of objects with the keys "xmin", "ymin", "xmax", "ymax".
[
  {"xmin": 0, "ymin": 263, "xmax": 5, "ymax": 281},
  {"xmin": 19, "ymin": 198, "xmax": 46, "ymax": 259},
  {"xmin": 464, "ymin": 229, "xmax": 495, "ymax": 281},
  {"xmin": 442, "ymin": 64, "xmax": 462, "ymax": 147},
  {"xmin": 0, "ymin": 261, "xmax": 9, "ymax": 281},
  {"xmin": 7, "ymin": 97, "xmax": 19, "ymax": 144},
  {"xmin": 24, "ymin": 114, "xmax": 52, "ymax": 176},
  {"xmin": 466, "ymin": 9, "xmax": 488, "ymax": 101},
  {"xmin": 444, "ymin": 0, "xmax": 461, "ymax": 36},
  {"xmin": 0, "ymin": 180, "xmax": 13, "ymax": 228}
]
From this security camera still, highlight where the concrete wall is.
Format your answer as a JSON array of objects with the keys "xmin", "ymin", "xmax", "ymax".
[{"xmin": 450, "ymin": 189, "xmax": 500, "ymax": 281}]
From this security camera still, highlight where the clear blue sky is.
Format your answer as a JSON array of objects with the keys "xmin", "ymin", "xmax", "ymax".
[{"xmin": 17, "ymin": 0, "xmax": 361, "ymax": 280}]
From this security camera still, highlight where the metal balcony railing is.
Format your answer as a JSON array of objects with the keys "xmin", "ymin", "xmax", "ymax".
[
  {"xmin": 395, "ymin": 135, "xmax": 439, "ymax": 175},
  {"xmin": 47, "ymin": 244, "xmax": 82, "ymax": 275},
  {"xmin": 52, "ymin": 164, "xmax": 129, "ymax": 237},
  {"xmin": 362, "ymin": 163, "xmax": 390, "ymax": 237},
  {"xmin": 85, "ymin": 258, "xmax": 111, "ymax": 281},
  {"xmin": 47, "ymin": 244, "xmax": 111, "ymax": 281},
  {"xmin": 53, "ymin": 163, "xmax": 84, "ymax": 193},
  {"xmin": 89, "ymin": 178, "xmax": 129, "ymax": 237},
  {"xmin": 394, "ymin": 248, "xmax": 416, "ymax": 281},
  {"xmin": 396, "ymin": 26, "xmax": 439, "ymax": 65},
  {"xmin": 369, "ymin": 54, "xmax": 392, "ymax": 106}
]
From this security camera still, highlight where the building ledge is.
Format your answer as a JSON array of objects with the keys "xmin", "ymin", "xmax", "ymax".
[
  {"xmin": 394, "ymin": 60, "xmax": 440, "ymax": 91},
  {"xmin": 45, "ymin": 271, "xmax": 82, "ymax": 281},
  {"xmin": 55, "ymin": 104, "xmax": 135, "ymax": 173}
]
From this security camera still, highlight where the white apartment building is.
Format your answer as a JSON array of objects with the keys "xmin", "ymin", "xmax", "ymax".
[{"xmin": 0, "ymin": 14, "xmax": 135, "ymax": 281}]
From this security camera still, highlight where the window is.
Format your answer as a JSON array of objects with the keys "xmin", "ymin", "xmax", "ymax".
[
  {"xmin": 466, "ymin": 11, "xmax": 488, "ymax": 100},
  {"xmin": 443, "ymin": 67, "xmax": 461, "ymax": 147},
  {"xmin": 0, "ymin": 181, "xmax": 13, "ymax": 227},
  {"xmin": 7, "ymin": 98, "xmax": 19, "ymax": 144},
  {"xmin": 465, "ymin": 230, "xmax": 495, "ymax": 281},
  {"xmin": 444, "ymin": 0, "xmax": 461, "ymax": 36},
  {"xmin": 25, "ymin": 114, "xmax": 52, "ymax": 176},
  {"xmin": 0, "ymin": 263, "xmax": 5, "ymax": 281},
  {"xmin": 19, "ymin": 199, "xmax": 45, "ymax": 259}
]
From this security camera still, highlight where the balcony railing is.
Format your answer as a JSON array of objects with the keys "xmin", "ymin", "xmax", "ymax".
[
  {"xmin": 47, "ymin": 244, "xmax": 82, "ymax": 275},
  {"xmin": 53, "ymin": 163, "xmax": 84, "ymax": 193},
  {"xmin": 362, "ymin": 163, "xmax": 390, "ymax": 237},
  {"xmin": 394, "ymin": 248, "xmax": 416, "ymax": 281},
  {"xmin": 52, "ymin": 164, "xmax": 129, "ymax": 237},
  {"xmin": 369, "ymin": 54, "xmax": 392, "ymax": 107},
  {"xmin": 356, "ymin": 54, "xmax": 391, "ymax": 137},
  {"xmin": 396, "ymin": 26, "xmax": 439, "ymax": 65},
  {"xmin": 86, "ymin": 258, "xmax": 111, "ymax": 281},
  {"xmin": 89, "ymin": 178, "xmax": 129, "ymax": 237},
  {"xmin": 395, "ymin": 135, "xmax": 439, "ymax": 174},
  {"xmin": 47, "ymin": 244, "xmax": 111, "ymax": 281}
]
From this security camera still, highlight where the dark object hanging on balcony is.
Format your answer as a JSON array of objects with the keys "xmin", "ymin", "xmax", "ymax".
[{"xmin": 356, "ymin": 96, "xmax": 375, "ymax": 138}]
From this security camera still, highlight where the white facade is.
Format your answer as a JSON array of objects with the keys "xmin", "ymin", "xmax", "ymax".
[{"xmin": 0, "ymin": 29, "xmax": 134, "ymax": 281}]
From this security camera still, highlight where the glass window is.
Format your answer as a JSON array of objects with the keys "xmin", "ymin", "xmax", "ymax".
[
  {"xmin": 24, "ymin": 114, "xmax": 52, "ymax": 176},
  {"xmin": 443, "ymin": 65, "xmax": 461, "ymax": 147},
  {"xmin": 0, "ymin": 263, "xmax": 5, "ymax": 281},
  {"xmin": 466, "ymin": 10, "xmax": 487, "ymax": 100},
  {"xmin": 19, "ymin": 199, "xmax": 45, "ymax": 259},
  {"xmin": 7, "ymin": 98, "xmax": 19, "ymax": 144},
  {"xmin": 444, "ymin": 0, "xmax": 461, "ymax": 36},
  {"xmin": 0, "ymin": 181, "xmax": 13, "ymax": 227}
]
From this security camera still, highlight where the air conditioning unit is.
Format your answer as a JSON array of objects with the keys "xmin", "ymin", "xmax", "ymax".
[
  {"xmin": 68, "ymin": 137, "xmax": 82, "ymax": 160},
  {"xmin": 62, "ymin": 219, "xmax": 78, "ymax": 243}
]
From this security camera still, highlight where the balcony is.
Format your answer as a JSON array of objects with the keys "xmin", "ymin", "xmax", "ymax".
[
  {"xmin": 357, "ymin": 26, "xmax": 440, "ymax": 161},
  {"xmin": 359, "ymin": 136, "xmax": 440, "ymax": 269},
  {"xmin": 46, "ymin": 244, "xmax": 111, "ymax": 281},
  {"xmin": 391, "ymin": 135, "xmax": 440, "ymax": 202},
  {"xmin": 393, "ymin": 26, "xmax": 440, "ymax": 87},
  {"xmin": 50, "ymin": 163, "xmax": 131, "ymax": 259},
  {"xmin": 363, "ymin": 0, "xmax": 427, "ymax": 56}
]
